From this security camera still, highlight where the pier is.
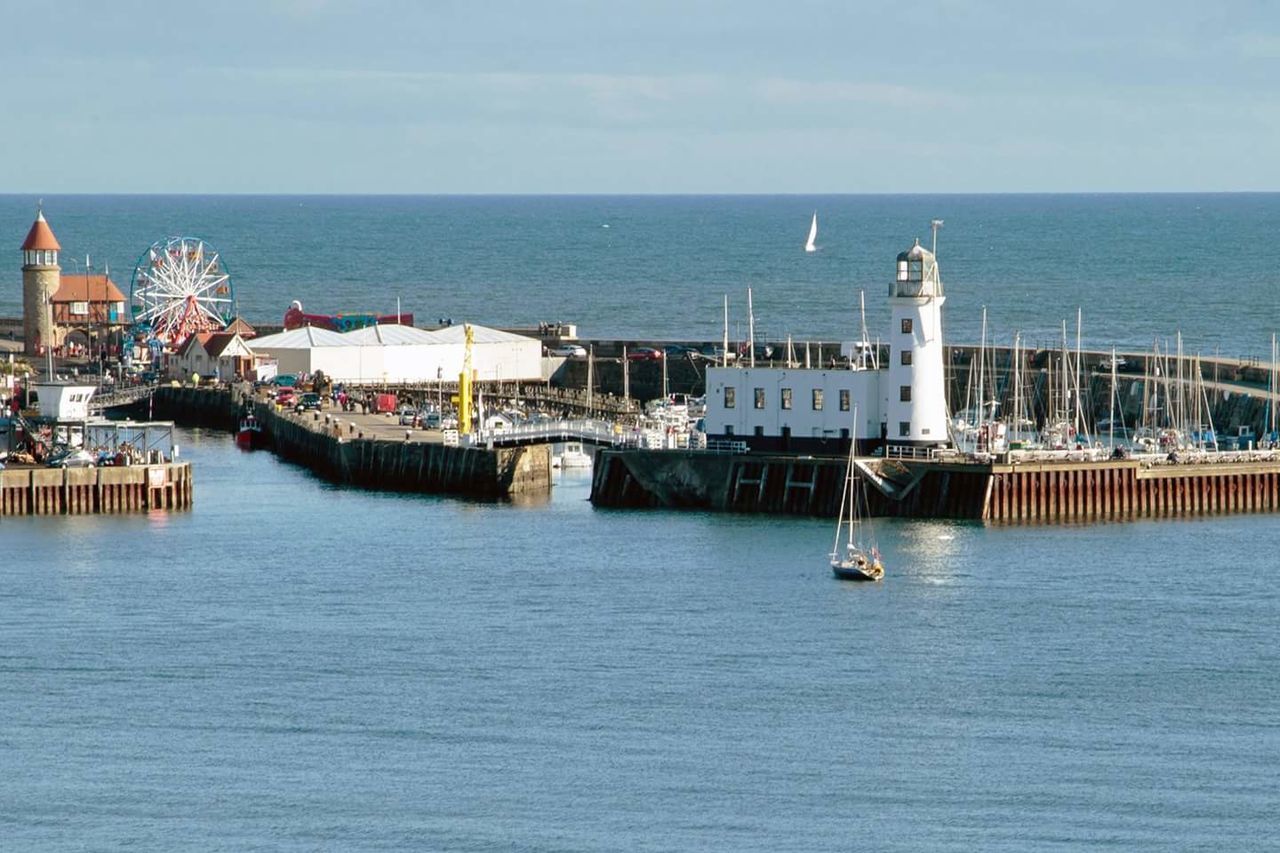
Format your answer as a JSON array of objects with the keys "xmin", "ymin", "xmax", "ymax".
[
  {"xmin": 0, "ymin": 462, "xmax": 192, "ymax": 517},
  {"xmin": 151, "ymin": 386, "xmax": 552, "ymax": 499},
  {"xmin": 591, "ymin": 447, "xmax": 1280, "ymax": 524}
]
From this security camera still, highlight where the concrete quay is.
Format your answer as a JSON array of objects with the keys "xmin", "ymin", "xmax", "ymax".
[
  {"xmin": 152, "ymin": 386, "xmax": 552, "ymax": 500},
  {"xmin": 591, "ymin": 447, "xmax": 1280, "ymax": 524}
]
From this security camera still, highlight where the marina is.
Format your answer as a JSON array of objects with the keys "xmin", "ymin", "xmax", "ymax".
[
  {"xmin": 5, "ymin": 193, "xmax": 1280, "ymax": 851},
  {"xmin": 8, "ymin": 0, "xmax": 1280, "ymax": 846}
]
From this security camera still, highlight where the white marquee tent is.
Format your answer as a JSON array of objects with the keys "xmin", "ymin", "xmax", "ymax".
[{"xmin": 247, "ymin": 323, "xmax": 541, "ymax": 385}]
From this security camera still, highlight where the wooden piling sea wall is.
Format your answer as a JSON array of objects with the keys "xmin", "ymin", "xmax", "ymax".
[
  {"xmin": 983, "ymin": 459, "xmax": 1280, "ymax": 522},
  {"xmin": 0, "ymin": 463, "xmax": 193, "ymax": 517}
]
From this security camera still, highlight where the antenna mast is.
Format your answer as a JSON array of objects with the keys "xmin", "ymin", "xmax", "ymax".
[{"xmin": 930, "ymin": 219, "xmax": 944, "ymax": 256}]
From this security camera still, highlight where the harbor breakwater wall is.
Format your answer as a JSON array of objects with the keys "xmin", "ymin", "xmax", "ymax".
[
  {"xmin": 152, "ymin": 387, "xmax": 551, "ymax": 499},
  {"xmin": 0, "ymin": 462, "xmax": 192, "ymax": 517},
  {"xmin": 559, "ymin": 344, "xmax": 1277, "ymax": 435},
  {"xmin": 591, "ymin": 449, "xmax": 1280, "ymax": 524},
  {"xmin": 590, "ymin": 451, "xmax": 988, "ymax": 519}
]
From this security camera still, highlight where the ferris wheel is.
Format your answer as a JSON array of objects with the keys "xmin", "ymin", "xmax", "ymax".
[{"xmin": 130, "ymin": 236, "xmax": 235, "ymax": 347}]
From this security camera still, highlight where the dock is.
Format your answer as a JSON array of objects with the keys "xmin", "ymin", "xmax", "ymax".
[
  {"xmin": 591, "ymin": 448, "xmax": 1280, "ymax": 523},
  {"xmin": 0, "ymin": 462, "xmax": 192, "ymax": 517},
  {"xmin": 150, "ymin": 386, "xmax": 552, "ymax": 499}
]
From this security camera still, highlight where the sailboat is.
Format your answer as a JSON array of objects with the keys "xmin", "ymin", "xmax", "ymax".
[
  {"xmin": 830, "ymin": 406, "xmax": 884, "ymax": 582},
  {"xmin": 804, "ymin": 212, "xmax": 818, "ymax": 253}
]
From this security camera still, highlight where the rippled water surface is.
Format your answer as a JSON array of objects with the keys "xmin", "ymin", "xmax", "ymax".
[
  {"xmin": 3, "ymin": 430, "xmax": 1278, "ymax": 850},
  {"xmin": 2, "ymin": 193, "xmax": 1279, "ymax": 356}
]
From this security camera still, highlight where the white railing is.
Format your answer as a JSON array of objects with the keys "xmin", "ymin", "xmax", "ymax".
[
  {"xmin": 884, "ymin": 444, "xmax": 942, "ymax": 461},
  {"xmin": 703, "ymin": 439, "xmax": 749, "ymax": 453},
  {"xmin": 462, "ymin": 419, "xmax": 624, "ymax": 448}
]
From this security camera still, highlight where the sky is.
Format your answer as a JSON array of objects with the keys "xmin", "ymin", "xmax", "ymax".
[{"xmin": 0, "ymin": 0, "xmax": 1277, "ymax": 193}]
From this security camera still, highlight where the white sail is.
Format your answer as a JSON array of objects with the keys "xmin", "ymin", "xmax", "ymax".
[{"xmin": 804, "ymin": 212, "xmax": 818, "ymax": 253}]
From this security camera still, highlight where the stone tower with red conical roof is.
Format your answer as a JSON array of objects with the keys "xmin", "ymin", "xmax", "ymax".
[{"xmin": 20, "ymin": 205, "xmax": 61, "ymax": 357}]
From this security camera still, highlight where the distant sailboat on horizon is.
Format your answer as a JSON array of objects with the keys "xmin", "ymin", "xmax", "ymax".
[{"xmin": 804, "ymin": 212, "xmax": 818, "ymax": 253}]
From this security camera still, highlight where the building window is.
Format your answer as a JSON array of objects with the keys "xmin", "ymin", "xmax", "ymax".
[
  {"xmin": 781, "ymin": 388, "xmax": 792, "ymax": 410},
  {"xmin": 812, "ymin": 389, "xmax": 824, "ymax": 410},
  {"xmin": 724, "ymin": 386, "xmax": 736, "ymax": 409},
  {"xmin": 754, "ymin": 426, "xmax": 764, "ymax": 437},
  {"xmin": 900, "ymin": 385, "xmax": 911, "ymax": 402},
  {"xmin": 725, "ymin": 425, "xmax": 734, "ymax": 436},
  {"xmin": 901, "ymin": 318, "xmax": 913, "ymax": 334},
  {"xmin": 840, "ymin": 428, "xmax": 849, "ymax": 440},
  {"xmin": 839, "ymin": 389, "xmax": 850, "ymax": 411},
  {"xmin": 781, "ymin": 426, "xmax": 791, "ymax": 440},
  {"xmin": 900, "ymin": 349, "xmax": 912, "ymax": 366},
  {"xmin": 899, "ymin": 421, "xmax": 911, "ymax": 437},
  {"xmin": 754, "ymin": 388, "xmax": 766, "ymax": 409}
]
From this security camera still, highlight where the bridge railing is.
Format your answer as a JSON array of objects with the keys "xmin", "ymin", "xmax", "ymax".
[
  {"xmin": 462, "ymin": 419, "xmax": 625, "ymax": 448},
  {"xmin": 88, "ymin": 382, "xmax": 160, "ymax": 412}
]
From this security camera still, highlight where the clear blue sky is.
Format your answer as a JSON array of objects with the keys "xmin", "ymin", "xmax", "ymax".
[{"xmin": 1, "ymin": 0, "xmax": 1276, "ymax": 193}]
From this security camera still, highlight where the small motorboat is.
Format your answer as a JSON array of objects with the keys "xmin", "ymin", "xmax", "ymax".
[
  {"xmin": 236, "ymin": 413, "xmax": 263, "ymax": 450},
  {"xmin": 554, "ymin": 441, "xmax": 592, "ymax": 470}
]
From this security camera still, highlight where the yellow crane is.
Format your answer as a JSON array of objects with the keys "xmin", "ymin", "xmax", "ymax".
[{"xmin": 458, "ymin": 323, "xmax": 474, "ymax": 434}]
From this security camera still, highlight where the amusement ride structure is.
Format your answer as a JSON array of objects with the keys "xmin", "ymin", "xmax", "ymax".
[{"xmin": 129, "ymin": 236, "xmax": 235, "ymax": 348}]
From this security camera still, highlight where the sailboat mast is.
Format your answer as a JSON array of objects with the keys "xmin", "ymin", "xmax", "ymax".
[
  {"xmin": 978, "ymin": 307, "xmax": 987, "ymax": 427},
  {"xmin": 1110, "ymin": 346, "xmax": 1117, "ymax": 449},
  {"xmin": 722, "ymin": 294, "xmax": 730, "ymax": 369},
  {"xmin": 1013, "ymin": 332, "xmax": 1023, "ymax": 442},
  {"xmin": 1075, "ymin": 308, "xmax": 1084, "ymax": 440},
  {"xmin": 587, "ymin": 345, "xmax": 594, "ymax": 416}
]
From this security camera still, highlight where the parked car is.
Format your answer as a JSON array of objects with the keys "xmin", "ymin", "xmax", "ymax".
[
  {"xmin": 275, "ymin": 389, "xmax": 298, "ymax": 407},
  {"xmin": 547, "ymin": 344, "xmax": 587, "ymax": 358},
  {"xmin": 295, "ymin": 392, "xmax": 323, "ymax": 412},
  {"xmin": 627, "ymin": 346, "xmax": 663, "ymax": 361},
  {"xmin": 397, "ymin": 406, "xmax": 419, "ymax": 425},
  {"xmin": 664, "ymin": 344, "xmax": 695, "ymax": 358},
  {"xmin": 422, "ymin": 411, "xmax": 442, "ymax": 429},
  {"xmin": 46, "ymin": 447, "xmax": 96, "ymax": 468}
]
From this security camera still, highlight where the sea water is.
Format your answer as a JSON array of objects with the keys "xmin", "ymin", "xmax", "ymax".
[
  {"xmin": 2, "ymin": 430, "xmax": 1278, "ymax": 850},
  {"xmin": 2, "ymin": 193, "xmax": 1279, "ymax": 356},
  {"xmin": 3, "ymin": 195, "xmax": 1280, "ymax": 849}
]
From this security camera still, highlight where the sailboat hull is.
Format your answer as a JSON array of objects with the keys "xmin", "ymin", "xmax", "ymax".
[{"xmin": 831, "ymin": 560, "xmax": 884, "ymax": 582}]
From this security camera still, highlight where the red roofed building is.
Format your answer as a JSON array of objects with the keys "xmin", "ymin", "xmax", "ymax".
[
  {"xmin": 18, "ymin": 207, "xmax": 134, "ymax": 359},
  {"xmin": 51, "ymin": 273, "xmax": 129, "ymax": 353}
]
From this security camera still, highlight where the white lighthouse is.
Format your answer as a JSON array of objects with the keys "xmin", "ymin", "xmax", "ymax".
[{"xmin": 884, "ymin": 238, "xmax": 948, "ymax": 449}]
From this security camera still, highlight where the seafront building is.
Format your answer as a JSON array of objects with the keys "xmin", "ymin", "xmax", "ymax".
[
  {"xmin": 703, "ymin": 239, "xmax": 950, "ymax": 454},
  {"xmin": 19, "ymin": 207, "xmax": 128, "ymax": 359}
]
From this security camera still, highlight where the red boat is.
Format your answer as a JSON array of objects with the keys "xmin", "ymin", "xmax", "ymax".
[{"xmin": 236, "ymin": 413, "xmax": 263, "ymax": 450}]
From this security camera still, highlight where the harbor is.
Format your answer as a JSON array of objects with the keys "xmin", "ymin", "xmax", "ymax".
[{"xmin": 8, "ymin": 202, "xmax": 1280, "ymax": 523}]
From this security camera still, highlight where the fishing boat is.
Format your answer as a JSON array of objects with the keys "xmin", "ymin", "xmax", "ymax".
[
  {"xmin": 236, "ymin": 412, "xmax": 263, "ymax": 450},
  {"xmin": 830, "ymin": 407, "xmax": 884, "ymax": 582},
  {"xmin": 804, "ymin": 212, "xmax": 818, "ymax": 253}
]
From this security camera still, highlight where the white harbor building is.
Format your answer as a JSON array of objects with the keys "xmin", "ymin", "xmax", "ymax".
[{"xmin": 703, "ymin": 238, "xmax": 950, "ymax": 455}]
